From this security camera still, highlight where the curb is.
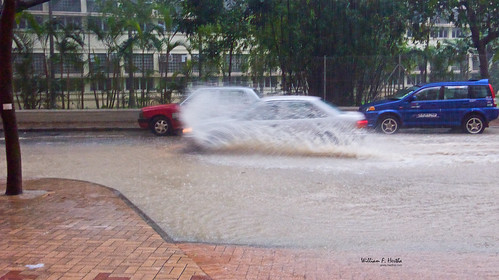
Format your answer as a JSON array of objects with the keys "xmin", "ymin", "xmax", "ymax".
[{"xmin": 1, "ymin": 108, "xmax": 498, "ymax": 130}]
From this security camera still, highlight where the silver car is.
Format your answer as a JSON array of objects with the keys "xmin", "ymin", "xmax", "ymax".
[{"xmin": 186, "ymin": 95, "xmax": 367, "ymax": 150}]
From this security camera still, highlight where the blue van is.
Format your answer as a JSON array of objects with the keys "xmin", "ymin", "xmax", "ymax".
[{"xmin": 359, "ymin": 79, "xmax": 499, "ymax": 134}]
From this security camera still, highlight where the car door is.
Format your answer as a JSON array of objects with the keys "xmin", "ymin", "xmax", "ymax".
[
  {"xmin": 401, "ymin": 86, "xmax": 443, "ymax": 127},
  {"xmin": 440, "ymin": 85, "xmax": 469, "ymax": 126}
]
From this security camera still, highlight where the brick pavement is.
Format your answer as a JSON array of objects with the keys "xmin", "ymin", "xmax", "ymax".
[
  {"xmin": 0, "ymin": 179, "xmax": 209, "ymax": 280},
  {"xmin": 2, "ymin": 178, "xmax": 498, "ymax": 280}
]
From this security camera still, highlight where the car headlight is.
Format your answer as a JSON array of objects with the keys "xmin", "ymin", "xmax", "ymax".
[{"xmin": 366, "ymin": 106, "xmax": 375, "ymax": 112}]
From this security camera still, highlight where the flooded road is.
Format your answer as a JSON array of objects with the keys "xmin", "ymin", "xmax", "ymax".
[{"xmin": 1, "ymin": 128, "xmax": 498, "ymax": 255}]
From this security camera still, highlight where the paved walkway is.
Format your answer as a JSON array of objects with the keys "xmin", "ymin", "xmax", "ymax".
[{"xmin": 1, "ymin": 178, "xmax": 498, "ymax": 280}]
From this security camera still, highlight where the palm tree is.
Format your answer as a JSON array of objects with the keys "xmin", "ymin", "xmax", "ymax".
[
  {"xmin": 12, "ymin": 32, "xmax": 43, "ymax": 109},
  {"xmin": 21, "ymin": 11, "xmax": 60, "ymax": 108},
  {"xmin": 87, "ymin": 15, "xmax": 125, "ymax": 108},
  {"xmin": 54, "ymin": 23, "xmax": 84, "ymax": 109},
  {"xmin": 155, "ymin": 4, "xmax": 184, "ymax": 103}
]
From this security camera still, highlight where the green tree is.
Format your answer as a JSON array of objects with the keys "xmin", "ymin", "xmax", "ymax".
[
  {"xmin": 247, "ymin": 0, "xmax": 308, "ymax": 94},
  {"xmin": 448, "ymin": 0, "xmax": 499, "ymax": 78},
  {"xmin": 219, "ymin": 0, "xmax": 250, "ymax": 83},
  {"xmin": 407, "ymin": 0, "xmax": 448, "ymax": 83},
  {"xmin": 409, "ymin": 0, "xmax": 499, "ymax": 79},
  {"xmin": 12, "ymin": 32, "xmax": 45, "ymax": 109},
  {"xmin": 248, "ymin": 0, "xmax": 408, "ymax": 105},
  {"xmin": 177, "ymin": 0, "xmax": 224, "ymax": 81},
  {"xmin": 155, "ymin": 2, "xmax": 184, "ymax": 103},
  {"xmin": 87, "ymin": 13, "xmax": 126, "ymax": 108},
  {"xmin": 21, "ymin": 11, "xmax": 60, "ymax": 108},
  {"xmin": 54, "ymin": 23, "xmax": 84, "ymax": 109},
  {"xmin": 99, "ymin": 0, "xmax": 157, "ymax": 107}
]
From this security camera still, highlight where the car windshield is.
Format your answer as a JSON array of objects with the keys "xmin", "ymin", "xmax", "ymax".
[{"xmin": 387, "ymin": 86, "xmax": 420, "ymax": 100}]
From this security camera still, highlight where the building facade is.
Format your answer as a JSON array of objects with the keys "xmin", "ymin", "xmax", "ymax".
[{"xmin": 13, "ymin": 0, "xmax": 275, "ymax": 109}]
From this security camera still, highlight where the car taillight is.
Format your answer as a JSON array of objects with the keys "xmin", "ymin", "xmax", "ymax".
[
  {"xmin": 490, "ymin": 84, "xmax": 497, "ymax": 107},
  {"xmin": 356, "ymin": 119, "xmax": 368, "ymax": 129}
]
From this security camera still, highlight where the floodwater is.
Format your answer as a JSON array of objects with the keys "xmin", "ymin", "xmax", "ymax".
[{"xmin": 1, "ymin": 128, "xmax": 498, "ymax": 255}]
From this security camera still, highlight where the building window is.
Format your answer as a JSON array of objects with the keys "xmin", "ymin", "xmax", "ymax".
[
  {"xmin": 15, "ymin": 15, "xmax": 44, "ymax": 30},
  {"xmin": 225, "ymin": 54, "xmax": 247, "ymax": 73},
  {"xmin": 13, "ymin": 53, "xmax": 46, "ymax": 75},
  {"xmin": 190, "ymin": 54, "xmax": 219, "ymax": 75},
  {"xmin": 159, "ymin": 54, "xmax": 187, "ymax": 73},
  {"xmin": 126, "ymin": 54, "xmax": 154, "ymax": 73},
  {"xmin": 33, "ymin": 53, "xmax": 46, "ymax": 74},
  {"xmin": 15, "ymin": 18, "xmax": 29, "ymax": 29},
  {"xmin": 54, "ymin": 16, "xmax": 83, "ymax": 29},
  {"xmin": 54, "ymin": 54, "xmax": 83, "ymax": 74},
  {"xmin": 90, "ymin": 53, "xmax": 109, "ymax": 73},
  {"xmin": 90, "ymin": 53, "xmax": 119, "ymax": 74},
  {"xmin": 88, "ymin": 17, "xmax": 108, "ymax": 32},
  {"xmin": 51, "ymin": 0, "xmax": 81, "ymax": 12},
  {"xmin": 86, "ymin": 0, "xmax": 101, "ymax": 12},
  {"xmin": 189, "ymin": 54, "xmax": 198, "ymax": 73},
  {"xmin": 431, "ymin": 28, "xmax": 448, "ymax": 38},
  {"xmin": 452, "ymin": 28, "xmax": 465, "ymax": 38},
  {"xmin": 223, "ymin": 75, "xmax": 250, "ymax": 86}
]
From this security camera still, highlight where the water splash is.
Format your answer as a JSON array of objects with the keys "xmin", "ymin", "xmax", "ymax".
[{"xmin": 181, "ymin": 91, "xmax": 367, "ymax": 157}]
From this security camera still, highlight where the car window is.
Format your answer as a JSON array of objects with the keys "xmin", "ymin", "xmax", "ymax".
[
  {"xmin": 469, "ymin": 85, "xmax": 490, "ymax": 99},
  {"xmin": 444, "ymin": 86, "xmax": 468, "ymax": 100},
  {"xmin": 389, "ymin": 86, "xmax": 420, "ymax": 100},
  {"xmin": 181, "ymin": 89, "xmax": 256, "ymax": 106},
  {"xmin": 244, "ymin": 103, "xmax": 277, "ymax": 120},
  {"xmin": 273, "ymin": 101, "xmax": 328, "ymax": 120},
  {"xmin": 413, "ymin": 87, "xmax": 441, "ymax": 101},
  {"xmin": 218, "ymin": 90, "xmax": 253, "ymax": 105}
]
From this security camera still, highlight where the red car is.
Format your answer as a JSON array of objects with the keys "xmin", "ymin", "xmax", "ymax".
[{"xmin": 138, "ymin": 87, "xmax": 261, "ymax": 136}]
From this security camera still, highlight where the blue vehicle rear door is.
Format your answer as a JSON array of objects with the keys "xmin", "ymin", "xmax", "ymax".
[
  {"xmin": 401, "ymin": 86, "xmax": 443, "ymax": 126},
  {"xmin": 440, "ymin": 85, "xmax": 469, "ymax": 126}
]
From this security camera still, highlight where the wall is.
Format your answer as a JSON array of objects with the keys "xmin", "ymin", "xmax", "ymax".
[{"xmin": 10, "ymin": 109, "xmax": 141, "ymax": 130}]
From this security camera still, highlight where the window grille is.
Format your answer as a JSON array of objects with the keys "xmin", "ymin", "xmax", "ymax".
[{"xmin": 51, "ymin": 0, "xmax": 81, "ymax": 12}]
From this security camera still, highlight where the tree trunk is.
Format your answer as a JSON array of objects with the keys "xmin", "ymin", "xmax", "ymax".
[
  {"xmin": 476, "ymin": 43, "xmax": 490, "ymax": 79},
  {"xmin": 66, "ymin": 69, "xmax": 70, "ymax": 109},
  {"xmin": 0, "ymin": 0, "xmax": 22, "ymax": 195}
]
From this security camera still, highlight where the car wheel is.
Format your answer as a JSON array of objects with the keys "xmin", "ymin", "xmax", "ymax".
[
  {"xmin": 150, "ymin": 116, "xmax": 171, "ymax": 136},
  {"xmin": 463, "ymin": 115, "xmax": 485, "ymax": 134},
  {"xmin": 377, "ymin": 115, "xmax": 400, "ymax": 134}
]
